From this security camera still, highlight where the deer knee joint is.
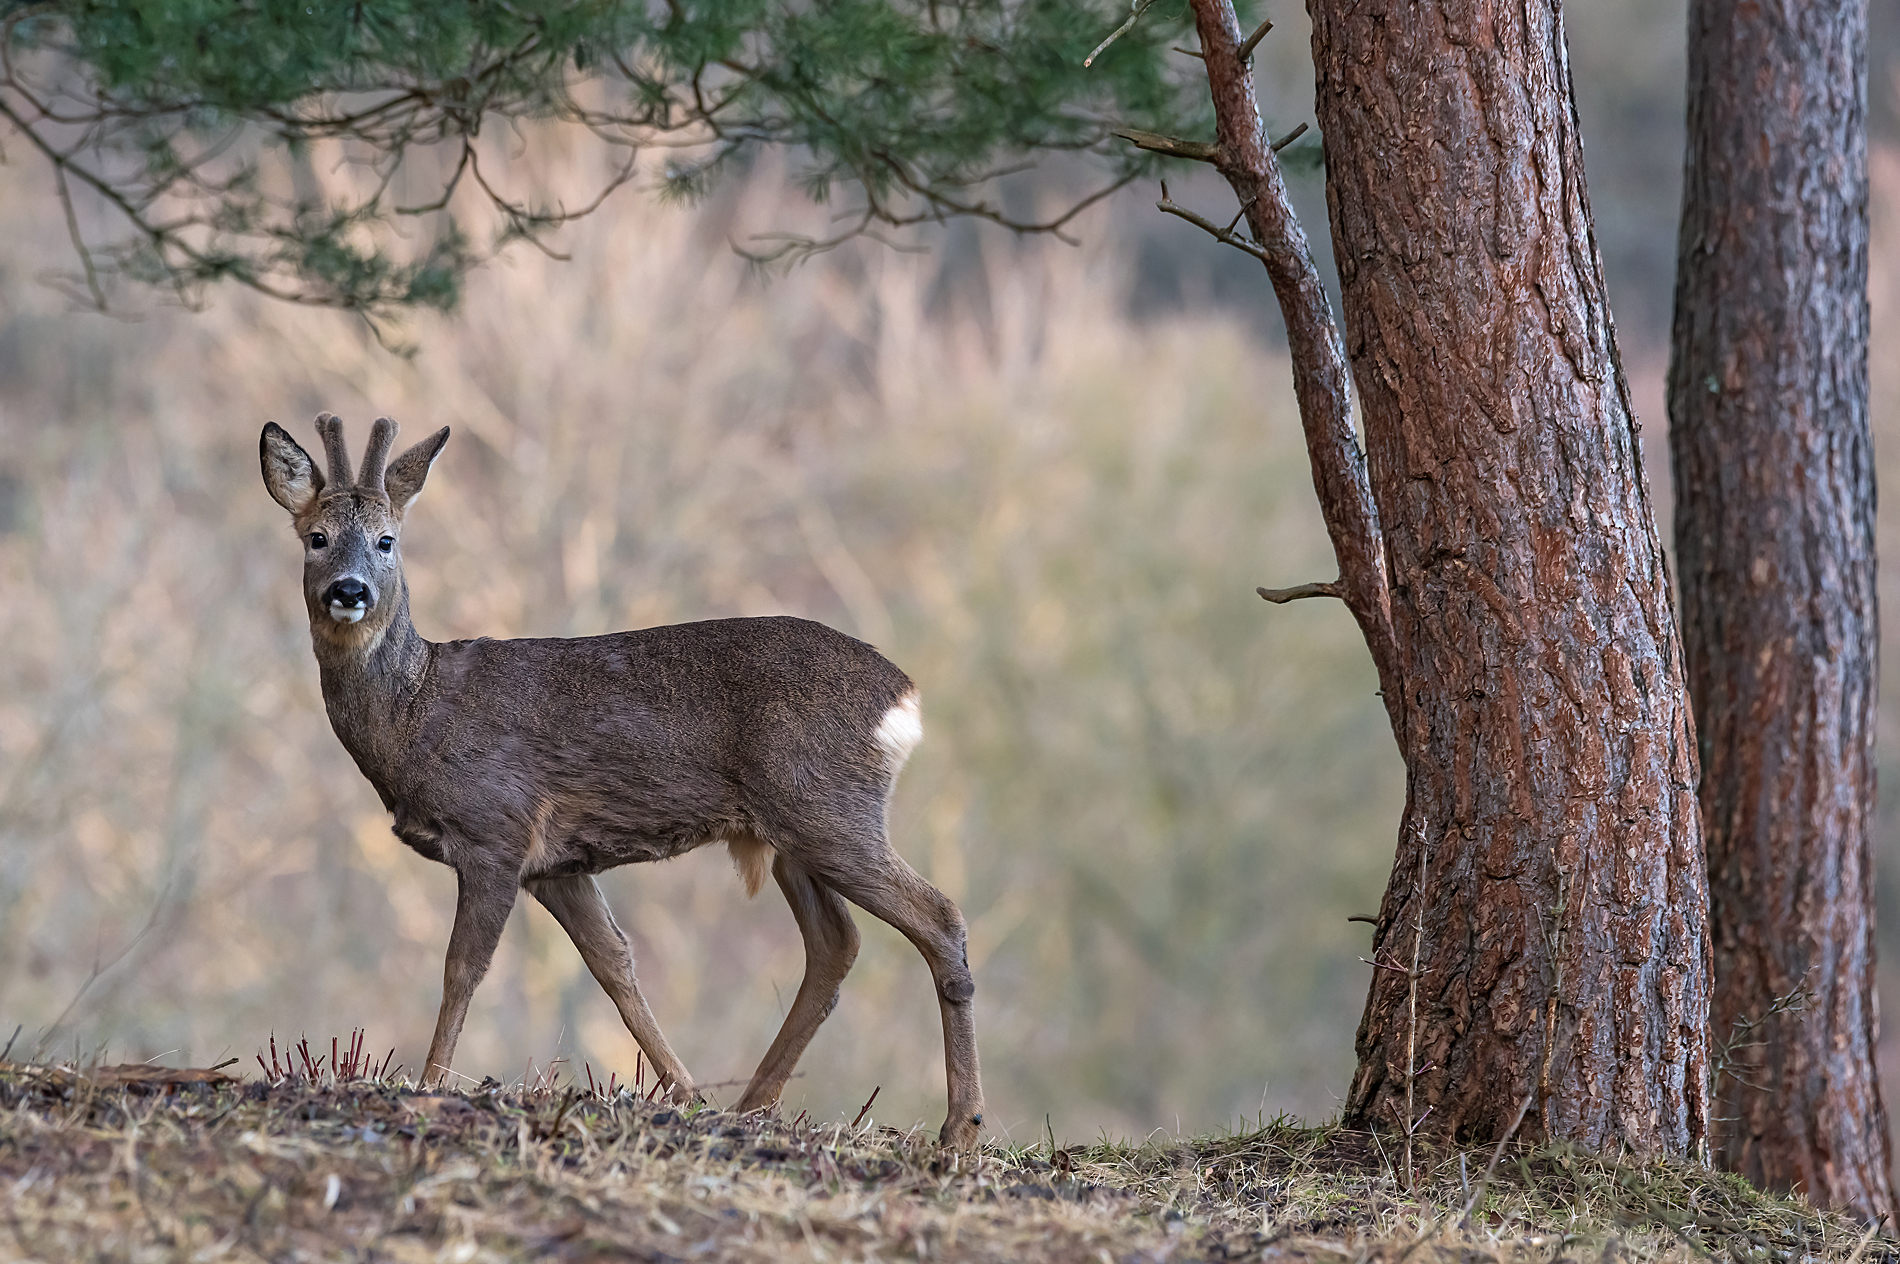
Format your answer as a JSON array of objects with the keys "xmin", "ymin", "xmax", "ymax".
[{"xmin": 938, "ymin": 972, "xmax": 975, "ymax": 1006}]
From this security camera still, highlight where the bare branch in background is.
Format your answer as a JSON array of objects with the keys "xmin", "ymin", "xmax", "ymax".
[{"xmin": 1085, "ymin": 0, "xmax": 1160, "ymax": 68}]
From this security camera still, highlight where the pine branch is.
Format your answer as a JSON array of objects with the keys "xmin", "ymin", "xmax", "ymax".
[
  {"xmin": 1182, "ymin": 0, "xmax": 1403, "ymax": 728},
  {"xmin": 0, "ymin": 2, "xmax": 1208, "ymax": 328}
]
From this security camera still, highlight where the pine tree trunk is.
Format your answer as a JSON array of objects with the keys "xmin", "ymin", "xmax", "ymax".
[
  {"xmin": 1667, "ymin": 0, "xmax": 1891, "ymax": 1220},
  {"xmin": 1303, "ymin": 0, "xmax": 1712, "ymax": 1153}
]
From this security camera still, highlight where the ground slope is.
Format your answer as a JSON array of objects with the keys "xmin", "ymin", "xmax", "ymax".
[{"xmin": 0, "ymin": 1061, "xmax": 1887, "ymax": 1263}]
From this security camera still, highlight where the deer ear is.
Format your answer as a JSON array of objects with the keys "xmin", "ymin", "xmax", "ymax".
[
  {"xmin": 260, "ymin": 422, "xmax": 325, "ymax": 515},
  {"xmin": 384, "ymin": 426, "xmax": 450, "ymax": 511}
]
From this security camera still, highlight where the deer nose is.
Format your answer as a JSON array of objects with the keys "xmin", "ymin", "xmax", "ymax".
[{"xmin": 323, "ymin": 578, "xmax": 373, "ymax": 624}]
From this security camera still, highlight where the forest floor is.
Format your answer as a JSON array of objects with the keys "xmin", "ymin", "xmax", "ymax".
[{"xmin": 0, "ymin": 1056, "xmax": 1889, "ymax": 1264}]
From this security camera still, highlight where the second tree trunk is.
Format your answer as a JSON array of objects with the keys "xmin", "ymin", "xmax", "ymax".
[{"xmin": 1668, "ymin": 0, "xmax": 1891, "ymax": 1220}]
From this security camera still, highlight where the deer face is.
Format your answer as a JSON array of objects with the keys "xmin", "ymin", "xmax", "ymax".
[
  {"xmin": 261, "ymin": 415, "xmax": 450, "ymax": 647},
  {"xmin": 297, "ymin": 488, "xmax": 404, "ymax": 630}
]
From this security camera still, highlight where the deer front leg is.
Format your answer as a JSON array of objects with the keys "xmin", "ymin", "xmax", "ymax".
[
  {"xmin": 734, "ymin": 855, "xmax": 860, "ymax": 1115},
  {"xmin": 423, "ymin": 866, "xmax": 518, "ymax": 1088},
  {"xmin": 525, "ymin": 875, "xmax": 697, "ymax": 1104}
]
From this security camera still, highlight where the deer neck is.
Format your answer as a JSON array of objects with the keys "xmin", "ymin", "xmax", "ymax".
[{"xmin": 313, "ymin": 579, "xmax": 434, "ymax": 790}]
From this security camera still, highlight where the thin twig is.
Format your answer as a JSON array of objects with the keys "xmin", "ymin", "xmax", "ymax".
[
  {"xmin": 1113, "ymin": 128, "xmax": 1219, "ymax": 163},
  {"xmin": 851, "ymin": 1086, "xmax": 882, "ymax": 1130},
  {"xmin": 1537, "ymin": 863, "xmax": 1571, "ymax": 1138},
  {"xmin": 1270, "ymin": 121, "xmax": 1310, "ymax": 152},
  {"xmin": 1842, "ymin": 1218, "xmax": 1883, "ymax": 1264},
  {"xmin": 1085, "ymin": 0, "xmax": 1159, "ymax": 68},
  {"xmin": 1115, "ymin": 124, "xmax": 1305, "ymax": 165},
  {"xmin": 1235, "ymin": 17, "xmax": 1274, "ymax": 62},
  {"xmin": 51, "ymin": 164, "xmax": 106, "ymax": 309},
  {"xmin": 1711, "ymin": 976, "xmax": 1814, "ymax": 1089},
  {"xmin": 1458, "ymin": 1088, "xmax": 1540, "ymax": 1224},
  {"xmin": 32, "ymin": 877, "xmax": 175, "ymax": 1059},
  {"xmin": 1258, "ymin": 581, "xmax": 1341, "ymax": 603},
  {"xmin": 1400, "ymin": 832, "xmax": 1428, "ymax": 1189},
  {"xmin": 1156, "ymin": 189, "xmax": 1271, "ymax": 262},
  {"xmin": 1392, "ymin": 1085, "xmax": 1539, "ymax": 1264}
]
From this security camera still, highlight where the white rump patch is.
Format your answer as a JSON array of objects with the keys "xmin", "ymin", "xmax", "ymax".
[
  {"xmin": 874, "ymin": 691, "xmax": 924, "ymax": 775},
  {"xmin": 728, "ymin": 832, "xmax": 775, "ymax": 899}
]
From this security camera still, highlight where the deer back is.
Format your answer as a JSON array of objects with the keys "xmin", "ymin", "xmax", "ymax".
[{"xmin": 387, "ymin": 616, "xmax": 919, "ymax": 878}]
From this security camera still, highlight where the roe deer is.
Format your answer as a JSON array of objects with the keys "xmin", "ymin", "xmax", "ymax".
[{"xmin": 260, "ymin": 414, "xmax": 983, "ymax": 1148}]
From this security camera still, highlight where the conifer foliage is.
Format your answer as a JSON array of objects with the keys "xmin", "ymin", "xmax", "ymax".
[{"xmin": 0, "ymin": 1, "xmax": 1205, "ymax": 327}]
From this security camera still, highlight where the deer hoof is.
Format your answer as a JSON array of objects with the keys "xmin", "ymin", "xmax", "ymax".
[{"xmin": 938, "ymin": 1111, "xmax": 982, "ymax": 1151}]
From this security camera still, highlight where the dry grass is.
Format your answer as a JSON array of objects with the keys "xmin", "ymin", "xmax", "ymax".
[{"xmin": 2, "ymin": 1053, "xmax": 1886, "ymax": 1264}]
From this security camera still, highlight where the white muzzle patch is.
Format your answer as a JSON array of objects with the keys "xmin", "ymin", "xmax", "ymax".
[{"xmin": 328, "ymin": 603, "xmax": 367, "ymax": 624}]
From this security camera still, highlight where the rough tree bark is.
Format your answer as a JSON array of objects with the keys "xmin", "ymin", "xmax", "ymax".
[
  {"xmin": 1147, "ymin": 0, "xmax": 1710, "ymax": 1152},
  {"xmin": 1667, "ymin": 0, "xmax": 1891, "ymax": 1220},
  {"xmin": 1292, "ymin": 1, "xmax": 1709, "ymax": 1151}
]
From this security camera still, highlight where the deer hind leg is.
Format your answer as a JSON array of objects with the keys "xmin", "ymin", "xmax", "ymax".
[
  {"xmin": 423, "ymin": 866, "xmax": 519, "ymax": 1088},
  {"xmin": 734, "ymin": 854, "xmax": 860, "ymax": 1115},
  {"xmin": 525, "ymin": 874, "xmax": 697, "ymax": 1104},
  {"xmin": 817, "ymin": 851, "xmax": 985, "ymax": 1150}
]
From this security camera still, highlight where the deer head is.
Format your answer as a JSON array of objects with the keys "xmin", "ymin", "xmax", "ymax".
[{"xmin": 260, "ymin": 414, "xmax": 450, "ymax": 653}]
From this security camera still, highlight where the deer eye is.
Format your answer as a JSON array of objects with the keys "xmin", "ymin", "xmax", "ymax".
[
  {"xmin": 309, "ymin": 531, "xmax": 329, "ymax": 549},
  {"xmin": 378, "ymin": 535, "xmax": 395, "ymax": 553}
]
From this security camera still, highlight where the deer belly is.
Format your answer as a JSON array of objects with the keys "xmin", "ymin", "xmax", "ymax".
[{"xmin": 519, "ymin": 798, "xmax": 723, "ymax": 878}]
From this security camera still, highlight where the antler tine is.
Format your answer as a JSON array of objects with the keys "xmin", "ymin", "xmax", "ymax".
[
  {"xmin": 360, "ymin": 417, "xmax": 398, "ymax": 494},
  {"xmin": 314, "ymin": 413, "xmax": 354, "ymax": 488}
]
